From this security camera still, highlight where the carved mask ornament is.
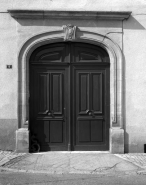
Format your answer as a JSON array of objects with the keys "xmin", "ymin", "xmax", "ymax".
[{"xmin": 63, "ymin": 24, "xmax": 76, "ymax": 41}]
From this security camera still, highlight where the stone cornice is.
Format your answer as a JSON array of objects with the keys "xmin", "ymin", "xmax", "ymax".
[{"xmin": 7, "ymin": 10, "xmax": 132, "ymax": 20}]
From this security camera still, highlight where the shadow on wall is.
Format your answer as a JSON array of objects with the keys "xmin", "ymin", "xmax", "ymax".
[
  {"xmin": 124, "ymin": 15, "xmax": 145, "ymax": 30},
  {"xmin": 124, "ymin": 132, "xmax": 129, "ymax": 153},
  {"xmin": 122, "ymin": 51, "xmax": 128, "ymax": 153},
  {"xmin": 15, "ymin": 18, "xmax": 122, "ymax": 28},
  {"xmin": 13, "ymin": 16, "xmax": 145, "ymax": 30}
]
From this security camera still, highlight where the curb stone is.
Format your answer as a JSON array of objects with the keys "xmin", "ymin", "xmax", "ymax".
[{"xmin": 0, "ymin": 166, "xmax": 138, "ymax": 175}]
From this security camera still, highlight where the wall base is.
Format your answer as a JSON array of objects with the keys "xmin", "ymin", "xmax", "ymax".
[
  {"xmin": 15, "ymin": 128, "xmax": 125, "ymax": 153},
  {"xmin": 16, "ymin": 128, "xmax": 29, "ymax": 153},
  {"xmin": 110, "ymin": 128, "xmax": 124, "ymax": 154}
]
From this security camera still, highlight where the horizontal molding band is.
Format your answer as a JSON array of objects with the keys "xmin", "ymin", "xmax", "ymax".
[{"xmin": 7, "ymin": 10, "xmax": 132, "ymax": 20}]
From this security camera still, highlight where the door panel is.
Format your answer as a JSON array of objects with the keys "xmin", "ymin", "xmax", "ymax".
[
  {"xmin": 38, "ymin": 73, "xmax": 48, "ymax": 114},
  {"xmin": 73, "ymin": 66, "xmax": 108, "ymax": 150},
  {"xmin": 79, "ymin": 73, "xmax": 90, "ymax": 114},
  {"xmin": 73, "ymin": 43, "xmax": 109, "ymax": 63},
  {"xmin": 50, "ymin": 73, "xmax": 63, "ymax": 114},
  {"xmin": 91, "ymin": 73, "xmax": 102, "ymax": 114},
  {"xmin": 30, "ymin": 43, "xmax": 68, "ymax": 63},
  {"xmin": 30, "ymin": 66, "xmax": 68, "ymax": 151},
  {"xmin": 78, "ymin": 120, "xmax": 90, "ymax": 142},
  {"xmin": 34, "ymin": 69, "xmax": 65, "ymax": 118},
  {"xmin": 90, "ymin": 120, "xmax": 103, "ymax": 142},
  {"xmin": 37, "ymin": 120, "xmax": 50, "ymax": 144},
  {"xmin": 78, "ymin": 119, "xmax": 103, "ymax": 143},
  {"xmin": 50, "ymin": 121, "xmax": 63, "ymax": 143}
]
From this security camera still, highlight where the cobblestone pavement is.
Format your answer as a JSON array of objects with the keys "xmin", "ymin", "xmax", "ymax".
[
  {"xmin": 0, "ymin": 150, "xmax": 26, "ymax": 166},
  {"xmin": 115, "ymin": 153, "xmax": 146, "ymax": 168}
]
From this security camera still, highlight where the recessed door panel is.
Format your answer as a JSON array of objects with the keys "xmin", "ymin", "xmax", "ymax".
[
  {"xmin": 79, "ymin": 73, "xmax": 90, "ymax": 114},
  {"xmin": 50, "ymin": 73, "xmax": 63, "ymax": 115},
  {"xmin": 37, "ymin": 73, "xmax": 48, "ymax": 114},
  {"xmin": 90, "ymin": 120, "xmax": 103, "ymax": 142},
  {"xmin": 91, "ymin": 73, "xmax": 103, "ymax": 114},
  {"xmin": 50, "ymin": 121, "xmax": 64, "ymax": 143},
  {"xmin": 77, "ymin": 119, "xmax": 103, "ymax": 143},
  {"xmin": 37, "ymin": 120, "xmax": 50, "ymax": 144},
  {"xmin": 78, "ymin": 120, "xmax": 90, "ymax": 142}
]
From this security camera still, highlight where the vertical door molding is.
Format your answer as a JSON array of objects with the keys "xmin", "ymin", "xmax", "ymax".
[{"xmin": 17, "ymin": 29, "xmax": 124, "ymax": 153}]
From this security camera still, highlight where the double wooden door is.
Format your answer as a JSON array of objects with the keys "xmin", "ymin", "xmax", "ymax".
[{"xmin": 30, "ymin": 42, "xmax": 110, "ymax": 151}]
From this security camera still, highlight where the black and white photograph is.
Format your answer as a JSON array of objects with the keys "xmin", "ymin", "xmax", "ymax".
[{"xmin": 0, "ymin": 0, "xmax": 146, "ymax": 184}]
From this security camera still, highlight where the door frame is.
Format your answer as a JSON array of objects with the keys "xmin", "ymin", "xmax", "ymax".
[{"xmin": 17, "ymin": 29, "xmax": 124, "ymax": 153}]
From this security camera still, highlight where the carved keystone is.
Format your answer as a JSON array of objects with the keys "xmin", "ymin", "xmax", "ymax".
[{"xmin": 63, "ymin": 24, "xmax": 76, "ymax": 41}]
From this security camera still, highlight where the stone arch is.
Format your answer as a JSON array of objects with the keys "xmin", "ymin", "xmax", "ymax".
[{"xmin": 17, "ymin": 29, "xmax": 124, "ymax": 153}]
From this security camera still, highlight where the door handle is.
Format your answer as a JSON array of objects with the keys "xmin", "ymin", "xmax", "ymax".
[
  {"xmin": 88, "ymin": 111, "xmax": 92, "ymax": 116},
  {"xmin": 48, "ymin": 112, "xmax": 52, "ymax": 116},
  {"xmin": 44, "ymin": 110, "xmax": 49, "ymax": 115},
  {"xmin": 47, "ymin": 110, "xmax": 55, "ymax": 117},
  {"xmin": 46, "ymin": 110, "xmax": 54, "ymax": 116},
  {"xmin": 88, "ymin": 110, "xmax": 95, "ymax": 117}
]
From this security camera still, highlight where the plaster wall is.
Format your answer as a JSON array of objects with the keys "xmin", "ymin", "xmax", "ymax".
[
  {"xmin": 123, "ymin": 15, "xmax": 146, "ymax": 152},
  {"xmin": 0, "ymin": 0, "xmax": 146, "ymax": 13},
  {"xmin": 0, "ymin": 13, "xmax": 18, "ymax": 150},
  {"xmin": 0, "ymin": 1, "xmax": 146, "ymax": 152}
]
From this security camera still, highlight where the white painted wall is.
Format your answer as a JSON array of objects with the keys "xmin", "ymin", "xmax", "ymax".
[
  {"xmin": 123, "ymin": 15, "xmax": 146, "ymax": 152},
  {"xmin": 0, "ymin": 13, "xmax": 18, "ymax": 119},
  {"xmin": 0, "ymin": 0, "xmax": 146, "ymax": 13}
]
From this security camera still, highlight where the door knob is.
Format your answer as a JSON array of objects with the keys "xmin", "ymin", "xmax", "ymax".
[
  {"xmin": 44, "ymin": 110, "xmax": 49, "ymax": 114},
  {"xmin": 48, "ymin": 112, "xmax": 52, "ymax": 116},
  {"xmin": 88, "ymin": 110, "xmax": 95, "ymax": 117}
]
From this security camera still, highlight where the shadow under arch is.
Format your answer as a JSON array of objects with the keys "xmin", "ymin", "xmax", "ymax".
[{"xmin": 18, "ymin": 29, "xmax": 124, "ymax": 153}]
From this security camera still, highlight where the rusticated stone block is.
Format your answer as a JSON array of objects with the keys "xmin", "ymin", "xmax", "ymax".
[
  {"xmin": 110, "ymin": 128, "xmax": 124, "ymax": 154},
  {"xmin": 16, "ymin": 128, "xmax": 29, "ymax": 153}
]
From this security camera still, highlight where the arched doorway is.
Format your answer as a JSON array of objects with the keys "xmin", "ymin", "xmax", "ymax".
[{"xmin": 29, "ymin": 42, "xmax": 110, "ymax": 151}]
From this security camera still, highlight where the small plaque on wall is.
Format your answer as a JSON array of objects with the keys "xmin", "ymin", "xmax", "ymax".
[{"xmin": 6, "ymin": 65, "xmax": 12, "ymax": 69}]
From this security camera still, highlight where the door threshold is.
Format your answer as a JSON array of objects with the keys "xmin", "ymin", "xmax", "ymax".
[{"xmin": 32, "ymin": 151, "xmax": 110, "ymax": 154}]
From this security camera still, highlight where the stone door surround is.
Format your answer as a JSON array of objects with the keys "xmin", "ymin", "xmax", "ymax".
[{"xmin": 7, "ymin": 10, "xmax": 132, "ymax": 153}]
